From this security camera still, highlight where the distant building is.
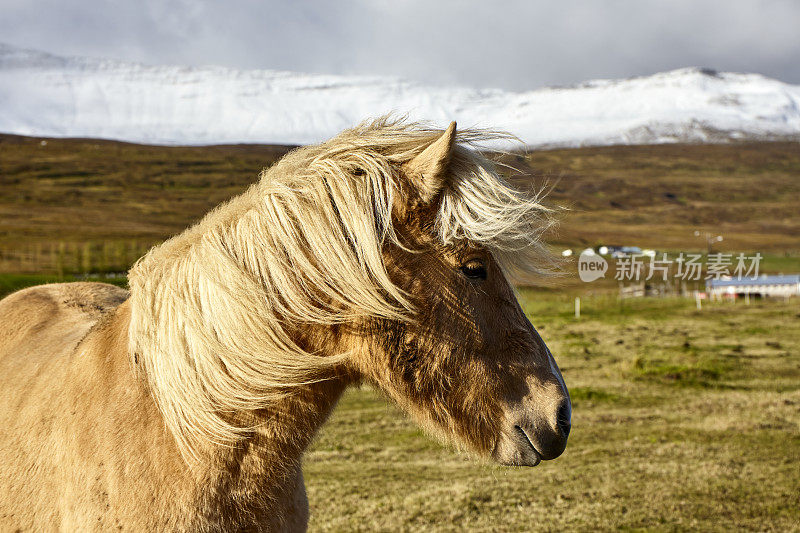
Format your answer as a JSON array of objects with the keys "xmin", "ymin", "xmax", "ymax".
[
  {"xmin": 707, "ymin": 275, "xmax": 800, "ymax": 298},
  {"xmin": 606, "ymin": 246, "xmax": 642, "ymax": 258}
]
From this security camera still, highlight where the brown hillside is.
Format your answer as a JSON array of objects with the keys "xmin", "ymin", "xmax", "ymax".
[
  {"xmin": 502, "ymin": 142, "xmax": 800, "ymax": 252},
  {"xmin": 1, "ymin": 134, "xmax": 798, "ymax": 272}
]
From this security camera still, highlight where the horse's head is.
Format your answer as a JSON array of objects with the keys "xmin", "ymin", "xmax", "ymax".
[
  {"xmin": 348, "ymin": 123, "xmax": 570, "ymax": 466},
  {"xmin": 129, "ymin": 118, "xmax": 568, "ymax": 466}
]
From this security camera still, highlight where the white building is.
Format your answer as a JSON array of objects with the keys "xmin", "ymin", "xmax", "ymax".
[{"xmin": 707, "ymin": 275, "xmax": 800, "ymax": 298}]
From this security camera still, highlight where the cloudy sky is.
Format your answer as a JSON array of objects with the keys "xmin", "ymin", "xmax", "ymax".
[{"xmin": 2, "ymin": 0, "xmax": 799, "ymax": 91}]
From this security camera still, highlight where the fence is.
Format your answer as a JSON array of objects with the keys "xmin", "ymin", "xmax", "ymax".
[{"xmin": 0, "ymin": 241, "xmax": 155, "ymax": 275}]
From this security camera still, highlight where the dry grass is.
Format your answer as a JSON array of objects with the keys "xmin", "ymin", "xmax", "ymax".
[
  {"xmin": 305, "ymin": 293, "xmax": 800, "ymax": 532},
  {"xmin": 502, "ymin": 142, "xmax": 800, "ymax": 252},
  {"xmin": 0, "ymin": 134, "xmax": 291, "ymax": 269},
  {"xmin": 2, "ymin": 135, "xmax": 799, "ymax": 273}
]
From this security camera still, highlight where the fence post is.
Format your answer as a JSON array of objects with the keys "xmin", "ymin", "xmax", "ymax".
[
  {"xmin": 57, "ymin": 242, "xmax": 65, "ymax": 278},
  {"xmin": 82, "ymin": 242, "xmax": 92, "ymax": 274},
  {"xmin": 574, "ymin": 297, "xmax": 581, "ymax": 319}
]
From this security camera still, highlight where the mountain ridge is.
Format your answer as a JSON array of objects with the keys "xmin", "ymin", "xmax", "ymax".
[{"xmin": 1, "ymin": 43, "xmax": 799, "ymax": 147}]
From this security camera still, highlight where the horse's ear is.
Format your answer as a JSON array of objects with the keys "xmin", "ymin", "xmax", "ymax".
[{"xmin": 404, "ymin": 121, "xmax": 457, "ymax": 204}]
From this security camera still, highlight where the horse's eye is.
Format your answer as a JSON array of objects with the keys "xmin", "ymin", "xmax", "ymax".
[{"xmin": 459, "ymin": 259, "xmax": 487, "ymax": 281}]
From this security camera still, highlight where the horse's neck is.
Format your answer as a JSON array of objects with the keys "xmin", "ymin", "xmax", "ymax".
[
  {"xmin": 198, "ymin": 376, "xmax": 349, "ymax": 528},
  {"xmin": 216, "ymin": 374, "xmax": 350, "ymax": 485},
  {"xmin": 200, "ymin": 329, "xmax": 353, "ymax": 502},
  {"xmin": 94, "ymin": 300, "xmax": 351, "ymax": 529}
]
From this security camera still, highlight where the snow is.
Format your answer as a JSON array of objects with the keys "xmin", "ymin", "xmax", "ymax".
[{"xmin": 1, "ymin": 43, "xmax": 799, "ymax": 147}]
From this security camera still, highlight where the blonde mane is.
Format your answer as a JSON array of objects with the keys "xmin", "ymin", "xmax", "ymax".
[{"xmin": 127, "ymin": 117, "xmax": 553, "ymax": 460}]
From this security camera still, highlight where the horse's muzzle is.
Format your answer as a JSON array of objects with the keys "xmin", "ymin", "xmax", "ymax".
[
  {"xmin": 519, "ymin": 398, "xmax": 571, "ymax": 460},
  {"xmin": 494, "ymin": 397, "xmax": 571, "ymax": 466}
]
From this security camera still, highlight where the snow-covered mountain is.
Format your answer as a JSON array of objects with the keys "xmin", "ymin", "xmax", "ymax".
[{"xmin": 1, "ymin": 43, "xmax": 799, "ymax": 147}]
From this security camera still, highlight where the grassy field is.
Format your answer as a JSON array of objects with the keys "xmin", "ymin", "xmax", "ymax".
[
  {"xmin": 2, "ymin": 134, "xmax": 799, "ymax": 273},
  {"xmin": 305, "ymin": 292, "xmax": 800, "ymax": 532},
  {"xmin": 505, "ymin": 142, "xmax": 800, "ymax": 252},
  {"xmin": 0, "ymin": 272, "xmax": 128, "ymax": 299},
  {"xmin": 1, "ymin": 135, "xmax": 798, "ymax": 530},
  {"xmin": 0, "ymin": 134, "xmax": 291, "ymax": 272},
  {"xmin": 1, "ymin": 275, "xmax": 795, "ymax": 531}
]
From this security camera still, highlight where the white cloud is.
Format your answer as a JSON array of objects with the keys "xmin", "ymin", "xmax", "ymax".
[{"xmin": 1, "ymin": 0, "xmax": 798, "ymax": 89}]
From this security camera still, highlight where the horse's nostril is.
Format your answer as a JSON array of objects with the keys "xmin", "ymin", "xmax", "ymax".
[{"xmin": 556, "ymin": 401, "xmax": 571, "ymax": 438}]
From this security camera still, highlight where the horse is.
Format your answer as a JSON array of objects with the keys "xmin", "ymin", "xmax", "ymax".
[{"xmin": 0, "ymin": 118, "xmax": 570, "ymax": 531}]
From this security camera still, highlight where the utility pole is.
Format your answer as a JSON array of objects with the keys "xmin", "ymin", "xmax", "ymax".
[{"xmin": 694, "ymin": 231, "xmax": 723, "ymax": 254}]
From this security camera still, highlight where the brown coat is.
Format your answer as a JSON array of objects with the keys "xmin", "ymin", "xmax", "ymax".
[{"xmin": 0, "ymin": 283, "xmax": 331, "ymax": 531}]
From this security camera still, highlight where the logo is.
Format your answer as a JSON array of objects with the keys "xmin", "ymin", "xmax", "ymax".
[{"xmin": 578, "ymin": 250, "xmax": 608, "ymax": 282}]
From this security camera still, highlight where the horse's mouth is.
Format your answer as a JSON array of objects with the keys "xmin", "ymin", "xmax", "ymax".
[{"xmin": 513, "ymin": 425, "xmax": 542, "ymax": 467}]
